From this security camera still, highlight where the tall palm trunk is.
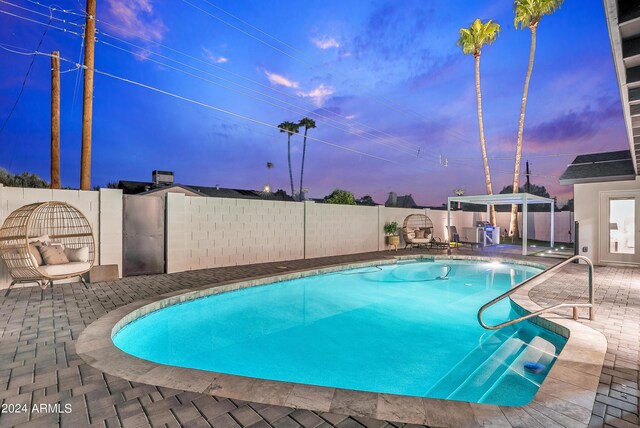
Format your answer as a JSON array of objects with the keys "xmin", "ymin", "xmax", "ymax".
[
  {"xmin": 299, "ymin": 127, "xmax": 308, "ymax": 201},
  {"xmin": 287, "ymin": 134, "xmax": 295, "ymax": 198},
  {"xmin": 509, "ymin": 25, "xmax": 537, "ymax": 237},
  {"xmin": 474, "ymin": 53, "xmax": 496, "ymax": 225}
]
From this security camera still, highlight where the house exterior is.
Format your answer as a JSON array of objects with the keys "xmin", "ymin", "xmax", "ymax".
[
  {"xmin": 558, "ymin": 1, "xmax": 640, "ymax": 266},
  {"xmin": 560, "ymin": 151, "xmax": 639, "ymax": 265}
]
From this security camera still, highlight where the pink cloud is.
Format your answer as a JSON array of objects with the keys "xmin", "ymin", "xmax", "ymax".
[
  {"xmin": 202, "ymin": 47, "xmax": 228, "ymax": 64},
  {"xmin": 297, "ymin": 84, "xmax": 334, "ymax": 106},
  {"xmin": 104, "ymin": 0, "xmax": 167, "ymax": 42},
  {"xmin": 263, "ymin": 70, "xmax": 299, "ymax": 88}
]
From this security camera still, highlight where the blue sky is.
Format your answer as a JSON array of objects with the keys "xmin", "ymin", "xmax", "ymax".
[{"xmin": 0, "ymin": 0, "xmax": 628, "ymax": 205}]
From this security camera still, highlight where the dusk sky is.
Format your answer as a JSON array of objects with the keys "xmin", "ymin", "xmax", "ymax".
[{"xmin": 0, "ymin": 0, "xmax": 629, "ymax": 206}]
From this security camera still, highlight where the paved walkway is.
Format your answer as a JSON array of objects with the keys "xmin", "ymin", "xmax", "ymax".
[
  {"xmin": 529, "ymin": 264, "xmax": 640, "ymax": 428},
  {"xmin": 0, "ymin": 247, "xmax": 637, "ymax": 427}
]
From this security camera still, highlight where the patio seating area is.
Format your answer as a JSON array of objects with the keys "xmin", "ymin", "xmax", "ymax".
[{"xmin": 0, "ymin": 246, "xmax": 637, "ymax": 427}]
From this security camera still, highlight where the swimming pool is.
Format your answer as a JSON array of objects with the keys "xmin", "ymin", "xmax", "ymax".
[{"xmin": 113, "ymin": 259, "xmax": 566, "ymax": 406}]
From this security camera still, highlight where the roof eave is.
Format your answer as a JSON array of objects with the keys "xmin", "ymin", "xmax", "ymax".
[
  {"xmin": 559, "ymin": 174, "xmax": 637, "ymax": 185},
  {"xmin": 602, "ymin": 0, "xmax": 639, "ymax": 174}
]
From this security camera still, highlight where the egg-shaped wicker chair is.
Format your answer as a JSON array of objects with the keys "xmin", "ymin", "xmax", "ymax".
[
  {"xmin": 0, "ymin": 202, "xmax": 95, "ymax": 295},
  {"xmin": 402, "ymin": 214, "xmax": 436, "ymax": 249}
]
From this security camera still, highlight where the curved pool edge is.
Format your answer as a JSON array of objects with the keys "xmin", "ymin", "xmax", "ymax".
[{"xmin": 77, "ymin": 256, "xmax": 607, "ymax": 427}]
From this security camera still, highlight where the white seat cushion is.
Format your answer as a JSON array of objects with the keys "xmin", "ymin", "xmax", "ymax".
[
  {"xmin": 411, "ymin": 238, "xmax": 431, "ymax": 243},
  {"xmin": 38, "ymin": 262, "xmax": 90, "ymax": 277}
]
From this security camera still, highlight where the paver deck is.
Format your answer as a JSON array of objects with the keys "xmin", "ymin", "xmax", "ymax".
[{"xmin": 0, "ymin": 247, "xmax": 636, "ymax": 427}]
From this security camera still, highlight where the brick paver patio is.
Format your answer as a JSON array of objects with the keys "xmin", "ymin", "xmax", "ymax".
[{"xmin": 0, "ymin": 247, "xmax": 637, "ymax": 427}]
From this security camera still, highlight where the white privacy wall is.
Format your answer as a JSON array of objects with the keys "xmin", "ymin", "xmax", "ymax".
[
  {"xmin": 304, "ymin": 202, "xmax": 379, "ymax": 258},
  {"xmin": 163, "ymin": 195, "xmax": 576, "ymax": 275},
  {"xmin": 165, "ymin": 193, "xmax": 305, "ymax": 273},
  {"xmin": 492, "ymin": 211, "xmax": 574, "ymax": 244},
  {"xmin": 0, "ymin": 185, "xmax": 123, "ymax": 288},
  {"xmin": 0, "ymin": 186, "xmax": 578, "ymax": 285}
]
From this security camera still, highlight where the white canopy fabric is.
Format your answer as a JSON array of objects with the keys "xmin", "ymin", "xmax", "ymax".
[{"xmin": 447, "ymin": 193, "xmax": 555, "ymax": 255}]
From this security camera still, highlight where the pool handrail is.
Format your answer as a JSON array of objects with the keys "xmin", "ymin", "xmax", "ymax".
[{"xmin": 477, "ymin": 255, "xmax": 594, "ymax": 330}]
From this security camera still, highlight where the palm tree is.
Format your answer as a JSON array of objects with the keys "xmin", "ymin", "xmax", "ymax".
[
  {"xmin": 457, "ymin": 18, "xmax": 500, "ymax": 225},
  {"xmin": 278, "ymin": 121, "xmax": 300, "ymax": 198},
  {"xmin": 298, "ymin": 117, "xmax": 316, "ymax": 201},
  {"xmin": 508, "ymin": 0, "xmax": 563, "ymax": 237}
]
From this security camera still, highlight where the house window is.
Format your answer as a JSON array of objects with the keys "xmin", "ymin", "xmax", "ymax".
[{"xmin": 609, "ymin": 198, "xmax": 635, "ymax": 254}]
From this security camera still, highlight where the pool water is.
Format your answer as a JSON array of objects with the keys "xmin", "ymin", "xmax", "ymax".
[{"xmin": 113, "ymin": 260, "xmax": 566, "ymax": 406}]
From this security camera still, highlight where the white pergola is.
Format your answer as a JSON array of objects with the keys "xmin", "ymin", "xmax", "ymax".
[{"xmin": 447, "ymin": 193, "xmax": 555, "ymax": 256}]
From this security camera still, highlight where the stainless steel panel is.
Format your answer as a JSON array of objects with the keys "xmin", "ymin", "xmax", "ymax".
[{"xmin": 123, "ymin": 195, "xmax": 165, "ymax": 276}]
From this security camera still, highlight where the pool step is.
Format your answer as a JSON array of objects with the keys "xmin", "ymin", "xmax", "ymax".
[
  {"xmin": 446, "ymin": 332, "xmax": 528, "ymax": 403},
  {"xmin": 425, "ymin": 327, "xmax": 519, "ymax": 399},
  {"xmin": 478, "ymin": 336, "xmax": 558, "ymax": 405}
]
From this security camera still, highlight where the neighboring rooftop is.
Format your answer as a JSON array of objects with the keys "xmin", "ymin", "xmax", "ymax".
[
  {"xmin": 118, "ymin": 171, "xmax": 295, "ymax": 202},
  {"xmin": 385, "ymin": 192, "xmax": 418, "ymax": 208},
  {"xmin": 559, "ymin": 150, "xmax": 636, "ymax": 184}
]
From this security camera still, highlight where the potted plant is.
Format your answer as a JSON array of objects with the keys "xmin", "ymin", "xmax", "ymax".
[{"xmin": 384, "ymin": 221, "xmax": 400, "ymax": 250}]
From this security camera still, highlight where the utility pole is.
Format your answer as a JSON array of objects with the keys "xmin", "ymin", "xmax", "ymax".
[
  {"xmin": 80, "ymin": 0, "xmax": 96, "ymax": 190},
  {"xmin": 51, "ymin": 51, "xmax": 60, "ymax": 189},
  {"xmin": 525, "ymin": 161, "xmax": 531, "ymax": 194}
]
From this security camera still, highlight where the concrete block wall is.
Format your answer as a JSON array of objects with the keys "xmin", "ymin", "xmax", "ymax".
[
  {"xmin": 0, "ymin": 185, "xmax": 123, "ymax": 288},
  {"xmin": 98, "ymin": 189, "xmax": 124, "ymax": 276},
  {"xmin": 304, "ymin": 202, "xmax": 379, "ymax": 258},
  {"xmin": 166, "ymin": 193, "xmax": 304, "ymax": 273},
  {"xmin": 493, "ymin": 211, "xmax": 573, "ymax": 244},
  {"xmin": 164, "ymin": 195, "xmax": 576, "ymax": 275}
]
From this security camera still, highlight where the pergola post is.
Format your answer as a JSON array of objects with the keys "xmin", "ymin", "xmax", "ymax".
[
  {"xmin": 550, "ymin": 201, "xmax": 555, "ymax": 248},
  {"xmin": 447, "ymin": 198, "xmax": 452, "ymax": 255},
  {"xmin": 522, "ymin": 194, "xmax": 528, "ymax": 256},
  {"xmin": 485, "ymin": 204, "xmax": 491, "ymax": 246}
]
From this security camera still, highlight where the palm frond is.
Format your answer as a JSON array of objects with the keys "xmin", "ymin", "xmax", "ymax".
[
  {"xmin": 457, "ymin": 18, "xmax": 501, "ymax": 56},
  {"xmin": 278, "ymin": 121, "xmax": 300, "ymax": 135},
  {"xmin": 299, "ymin": 117, "xmax": 316, "ymax": 129},
  {"xmin": 514, "ymin": 0, "xmax": 564, "ymax": 29}
]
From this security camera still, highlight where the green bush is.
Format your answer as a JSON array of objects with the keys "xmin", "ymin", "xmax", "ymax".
[{"xmin": 323, "ymin": 189, "xmax": 356, "ymax": 205}]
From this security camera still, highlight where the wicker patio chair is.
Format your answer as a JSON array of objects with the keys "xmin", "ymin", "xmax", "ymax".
[
  {"xmin": 0, "ymin": 202, "xmax": 95, "ymax": 296},
  {"xmin": 402, "ymin": 214, "xmax": 436, "ymax": 248}
]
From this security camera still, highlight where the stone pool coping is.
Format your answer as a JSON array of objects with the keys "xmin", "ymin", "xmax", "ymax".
[{"xmin": 77, "ymin": 255, "xmax": 607, "ymax": 427}]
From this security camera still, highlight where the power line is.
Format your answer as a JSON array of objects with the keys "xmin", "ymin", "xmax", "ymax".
[
  {"xmin": 0, "ymin": 9, "xmax": 569, "ymax": 180},
  {"xmin": 0, "ymin": 13, "xmax": 51, "ymax": 139},
  {"xmin": 0, "ymin": 45, "xmax": 420, "ymax": 169},
  {"xmin": 95, "ymin": 24, "xmax": 426, "ymax": 155},
  {"xmin": 0, "ymin": 0, "xmax": 84, "ymax": 28},
  {"xmin": 181, "ymin": 0, "xmax": 474, "ymax": 147},
  {"xmin": 198, "ymin": 0, "xmax": 301, "ymax": 55},
  {"xmin": 23, "ymin": 0, "xmax": 86, "ymax": 17},
  {"xmin": 9, "ymin": 2, "xmax": 87, "ymax": 107},
  {"xmin": 4, "ymin": 3, "xmax": 481, "ymax": 165},
  {"xmin": 92, "ymin": 69, "xmax": 407, "ymax": 165},
  {"xmin": 0, "ymin": 10, "xmax": 440, "ymax": 164},
  {"xmin": 180, "ymin": 0, "xmax": 300, "ymax": 62},
  {"xmin": 0, "ymin": 8, "xmax": 84, "ymax": 36},
  {"xmin": 0, "ymin": 13, "xmax": 52, "ymax": 161},
  {"xmin": 97, "ymin": 37, "xmax": 428, "ymax": 158},
  {"xmin": 72, "ymin": 28, "xmax": 85, "ymax": 109}
]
